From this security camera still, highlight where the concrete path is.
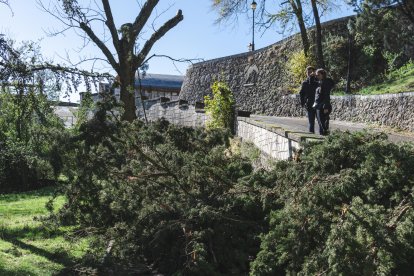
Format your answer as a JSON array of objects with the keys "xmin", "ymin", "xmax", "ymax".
[{"xmin": 251, "ymin": 115, "xmax": 414, "ymax": 143}]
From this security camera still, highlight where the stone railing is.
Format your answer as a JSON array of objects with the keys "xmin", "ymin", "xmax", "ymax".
[
  {"xmin": 142, "ymin": 98, "xmax": 323, "ymax": 160},
  {"xmin": 143, "ymin": 97, "xmax": 208, "ymax": 128}
]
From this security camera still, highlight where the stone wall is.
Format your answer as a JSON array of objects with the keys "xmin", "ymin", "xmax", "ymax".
[
  {"xmin": 180, "ymin": 17, "xmax": 351, "ymax": 115},
  {"xmin": 179, "ymin": 15, "xmax": 414, "ymax": 132},
  {"xmin": 237, "ymin": 119, "xmax": 298, "ymax": 160},
  {"xmin": 278, "ymin": 92, "xmax": 414, "ymax": 132},
  {"xmin": 143, "ymin": 98, "xmax": 208, "ymax": 128}
]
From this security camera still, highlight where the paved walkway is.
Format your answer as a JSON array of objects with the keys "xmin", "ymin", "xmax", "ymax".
[{"xmin": 251, "ymin": 115, "xmax": 414, "ymax": 143}]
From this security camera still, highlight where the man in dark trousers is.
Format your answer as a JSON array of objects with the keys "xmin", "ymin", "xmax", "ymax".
[
  {"xmin": 300, "ymin": 66, "xmax": 319, "ymax": 133},
  {"xmin": 314, "ymin": 68, "xmax": 335, "ymax": 135}
]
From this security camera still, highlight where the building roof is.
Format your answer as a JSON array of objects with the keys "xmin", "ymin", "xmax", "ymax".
[{"xmin": 135, "ymin": 73, "xmax": 184, "ymax": 91}]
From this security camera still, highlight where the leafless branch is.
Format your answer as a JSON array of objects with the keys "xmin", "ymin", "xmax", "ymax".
[
  {"xmin": 101, "ymin": 0, "xmax": 120, "ymax": 54},
  {"xmin": 134, "ymin": 9, "xmax": 183, "ymax": 67}
]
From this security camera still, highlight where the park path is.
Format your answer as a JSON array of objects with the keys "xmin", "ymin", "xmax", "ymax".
[{"xmin": 251, "ymin": 115, "xmax": 414, "ymax": 143}]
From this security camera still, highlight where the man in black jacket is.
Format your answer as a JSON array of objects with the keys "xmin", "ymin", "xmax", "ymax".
[
  {"xmin": 299, "ymin": 66, "xmax": 318, "ymax": 133},
  {"xmin": 314, "ymin": 68, "xmax": 335, "ymax": 135}
]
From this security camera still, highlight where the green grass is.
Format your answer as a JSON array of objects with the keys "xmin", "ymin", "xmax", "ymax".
[
  {"xmin": 0, "ymin": 187, "xmax": 90, "ymax": 275},
  {"xmin": 357, "ymin": 73, "xmax": 414, "ymax": 95},
  {"xmin": 329, "ymin": 61, "xmax": 414, "ymax": 96}
]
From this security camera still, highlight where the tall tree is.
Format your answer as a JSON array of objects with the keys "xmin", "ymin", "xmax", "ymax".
[{"xmin": 38, "ymin": 0, "xmax": 183, "ymax": 122}]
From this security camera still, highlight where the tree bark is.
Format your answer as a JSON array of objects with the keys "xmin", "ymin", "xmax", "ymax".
[
  {"xmin": 311, "ymin": 0, "xmax": 325, "ymax": 68},
  {"xmin": 290, "ymin": 0, "xmax": 310, "ymax": 56},
  {"xmin": 346, "ymin": 31, "xmax": 353, "ymax": 94},
  {"xmin": 119, "ymin": 69, "xmax": 138, "ymax": 122}
]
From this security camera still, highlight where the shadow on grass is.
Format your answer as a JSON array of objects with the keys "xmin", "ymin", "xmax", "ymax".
[
  {"xmin": 0, "ymin": 186, "xmax": 60, "ymax": 203},
  {"xmin": 0, "ymin": 224, "xmax": 81, "ymax": 275},
  {"xmin": 0, "ymin": 224, "xmax": 66, "ymax": 240},
  {"xmin": 0, "ymin": 236, "xmax": 76, "ymax": 275},
  {"xmin": 0, "ymin": 266, "xmax": 40, "ymax": 276}
]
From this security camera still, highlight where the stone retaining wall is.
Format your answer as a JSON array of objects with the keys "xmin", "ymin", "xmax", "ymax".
[
  {"xmin": 280, "ymin": 92, "xmax": 414, "ymax": 131},
  {"xmin": 179, "ymin": 14, "xmax": 414, "ymax": 132},
  {"xmin": 142, "ymin": 98, "xmax": 323, "ymax": 160},
  {"xmin": 180, "ymin": 17, "xmax": 351, "ymax": 114}
]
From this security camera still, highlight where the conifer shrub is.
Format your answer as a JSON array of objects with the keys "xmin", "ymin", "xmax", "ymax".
[
  {"xmin": 251, "ymin": 131, "xmax": 414, "ymax": 275},
  {"xmin": 53, "ymin": 100, "xmax": 414, "ymax": 275},
  {"xmin": 56, "ymin": 104, "xmax": 265, "ymax": 274}
]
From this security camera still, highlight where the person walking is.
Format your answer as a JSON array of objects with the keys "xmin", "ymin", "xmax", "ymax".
[
  {"xmin": 314, "ymin": 68, "xmax": 335, "ymax": 135},
  {"xmin": 299, "ymin": 66, "xmax": 319, "ymax": 133}
]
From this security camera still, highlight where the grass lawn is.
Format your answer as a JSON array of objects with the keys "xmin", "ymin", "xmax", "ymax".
[{"xmin": 0, "ymin": 187, "xmax": 90, "ymax": 275}]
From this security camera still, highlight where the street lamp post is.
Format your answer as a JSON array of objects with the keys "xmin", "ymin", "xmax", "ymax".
[{"xmin": 251, "ymin": 1, "xmax": 257, "ymax": 51}]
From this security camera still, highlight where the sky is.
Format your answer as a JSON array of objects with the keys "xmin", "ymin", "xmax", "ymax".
[{"xmin": 0, "ymin": 0, "xmax": 355, "ymax": 102}]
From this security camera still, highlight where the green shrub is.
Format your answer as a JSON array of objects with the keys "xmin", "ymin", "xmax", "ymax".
[
  {"xmin": 204, "ymin": 81, "xmax": 235, "ymax": 131},
  {"xmin": 251, "ymin": 131, "xmax": 414, "ymax": 275},
  {"xmin": 323, "ymin": 34, "xmax": 348, "ymax": 82},
  {"xmin": 0, "ymin": 91, "xmax": 66, "ymax": 192},
  {"xmin": 55, "ymin": 107, "xmax": 264, "ymax": 274},
  {"xmin": 286, "ymin": 50, "xmax": 316, "ymax": 92}
]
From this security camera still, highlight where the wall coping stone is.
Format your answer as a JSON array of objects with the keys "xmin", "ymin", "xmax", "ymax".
[
  {"xmin": 285, "ymin": 91, "xmax": 414, "ymax": 100},
  {"xmin": 331, "ymin": 91, "xmax": 414, "ymax": 100},
  {"xmin": 238, "ymin": 117, "xmax": 323, "ymax": 143}
]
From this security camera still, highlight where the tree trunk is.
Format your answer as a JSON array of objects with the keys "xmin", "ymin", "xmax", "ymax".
[
  {"xmin": 346, "ymin": 31, "xmax": 353, "ymax": 94},
  {"xmin": 311, "ymin": 0, "xmax": 325, "ymax": 68},
  {"xmin": 291, "ymin": 0, "xmax": 310, "ymax": 57},
  {"xmin": 119, "ymin": 67, "xmax": 138, "ymax": 122},
  {"xmin": 297, "ymin": 15, "xmax": 310, "ymax": 57}
]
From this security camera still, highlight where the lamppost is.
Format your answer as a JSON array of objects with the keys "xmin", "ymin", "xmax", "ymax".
[{"xmin": 250, "ymin": 1, "xmax": 257, "ymax": 51}]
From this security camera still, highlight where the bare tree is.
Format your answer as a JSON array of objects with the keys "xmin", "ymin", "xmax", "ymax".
[{"xmin": 38, "ymin": 0, "xmax": 183, "ymax": 122}]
